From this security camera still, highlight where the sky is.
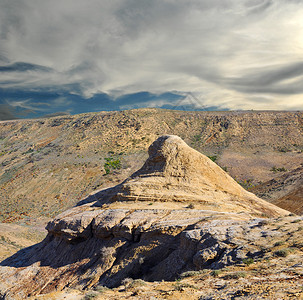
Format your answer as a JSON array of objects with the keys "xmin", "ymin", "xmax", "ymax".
[{"xmin": 0, "ymin": 0, "xmax": 303, "ymax": 120}]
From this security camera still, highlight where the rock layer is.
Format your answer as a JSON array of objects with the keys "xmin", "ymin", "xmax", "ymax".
[
  {"xmin": 0, "ymin": 135, "xmax": 289, "ymax": 299},
  {"xmin": 0, "ymin": 204, "xmax": 285, "ymax": 299},
  {"xmin": 90, "ymin": 135, "xmax": 288, "ymax": 217}
]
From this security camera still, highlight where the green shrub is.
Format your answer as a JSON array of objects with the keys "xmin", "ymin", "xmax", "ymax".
[
  {"xmin": 193, "ymin": 135, "xmax": 201, "ymax": 142},
  {"xmin": 238, "ymin": 178, "xmax": 255, "ymax": 189},
  {"xmin": 271, "ymin": 166, "xmax": 287, "ymax": 173},
  {"xmin": 274, "ymin": 248, "xmax": 290, "ymax": 257},
  {"xmin": 224, "ymin": 271, "xmax": 247, "ymax": 279},
  {"xmin": 211, "ymin": 270, "xmax": 222, "ymax": 277},
  {"xmin": 104, "ymin": 157, "xmax": 121, "ymax": 174},
  {"xmin": 180, "ymin": 270, "xmax": 200, "ymax": 278},
  {"xmin": 277, "ymin": 147, "xmax": 290, "ymax": 153},
  {"xmin": 242, "ymin": 258, "xmax": 254, "ymax": 266},
  {"xmin": 208, "ymin": 155, "xmax": 217, "ymax": 162},
  {"xmin": 83, "ymin": 292, "xmax": 98, "ymax": 299},
  {"xmin": 291, "ymin": 219, "xmax": 301, "ymax": 223}
]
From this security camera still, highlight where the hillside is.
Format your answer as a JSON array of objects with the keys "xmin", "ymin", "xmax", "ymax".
[
  {"xmin": 252, "ymin": 165, "xmax": 303, "ymax": 214},
  {"xmin": 0, "ymin": 109, "xmax": 302, "ymax": 225}
]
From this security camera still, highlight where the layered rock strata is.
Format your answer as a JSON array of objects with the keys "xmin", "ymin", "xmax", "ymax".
[
  {"xmin": 0, "ymin": 135, "xmax": 289, "ymax": 299},
  {"xmin": 88, "ymin": 135, "xmax": 288, "ymax": 216}
]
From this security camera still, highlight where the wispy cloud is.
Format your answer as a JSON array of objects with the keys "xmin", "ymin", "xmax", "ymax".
[{"xmin": 0, "ymin": 0, "xmax": 303, "ymax": 112}]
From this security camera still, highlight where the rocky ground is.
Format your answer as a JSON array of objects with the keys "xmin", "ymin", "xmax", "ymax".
[
  {"xmin": 31, "ymin": 223, "xmax": 303, "ymax": 300},
  {"xmin": 5, "ymin": 213, "xmax": 303, "ymax": 300},
  {"xmin": 0, "ymin": 135, "xmax": 297, "ymax": 299}
]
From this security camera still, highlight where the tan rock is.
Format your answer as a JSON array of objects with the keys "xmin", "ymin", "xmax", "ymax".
[
  {"xmin": 0, "ymin": 135, "xmax": 291, "ymax": 299},
  {"xmin": 93, "ymin": 135, "xmax": 288, "ymax": 217}
]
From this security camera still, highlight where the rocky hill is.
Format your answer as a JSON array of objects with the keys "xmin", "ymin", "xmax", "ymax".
[
  {"xmin": 0, "ymin": 136, "xmax": 291, "ymax": 299},
  {"xmin": 0, "ymin": 109, "xmax": 302, "ymax": 225}
]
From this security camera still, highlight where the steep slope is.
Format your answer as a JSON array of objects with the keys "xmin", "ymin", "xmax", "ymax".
[
  {"xmin": 252, "ymin": 165, "xmax": 303, "ymax": 214},
  {"xmin": 0, "ymin": 136, "xmax": 289, "ymax": 299}
]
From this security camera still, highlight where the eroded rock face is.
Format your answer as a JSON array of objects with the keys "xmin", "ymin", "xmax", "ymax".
[
  {"xmin": 0, "ymin": 135, "xmax": 289, "ymax": 299},
  {"xmin": 0, "ymin": 203, "xmax": 283, "ymax": 299},
  {"xmin": 90, "ymin": 135, "xmax": 288, "ymax": 217}
]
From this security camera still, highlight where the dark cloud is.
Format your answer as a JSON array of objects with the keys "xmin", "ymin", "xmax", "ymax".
[
  {"xmin": 222, "ymin": 62, "xmax": 303, "ymax": 94},
  {"xmin": 245, "ymin": 0, "xmax": 273, "ymax": 15},
  {"xmin": 0, "ymin": 62, "xmax": 53, "ymax": 72}
]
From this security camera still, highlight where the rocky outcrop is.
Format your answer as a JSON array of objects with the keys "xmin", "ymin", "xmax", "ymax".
[
  {"xmin": 0, "ymin": 136, "xmax": 289, "ymax": 299},
  {"xmin": 0, "ymin": 205, "xmax": 285, "ymax": 299},
  {"xmin": 87, "ymin": 135, "xmax": 288, "ymax": 217}
]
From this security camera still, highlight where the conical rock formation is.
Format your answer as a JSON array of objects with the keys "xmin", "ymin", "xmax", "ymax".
[
  {"xmin": 91, "ymin": 135, "xmax": 287, "ymax": 216},
  {"xmin": 0, "ymin": 136, "xmax": 289, "ymax": 299}
]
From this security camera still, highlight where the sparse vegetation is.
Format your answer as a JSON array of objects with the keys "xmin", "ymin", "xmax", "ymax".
[
  {"xmin": 270, "ymin": 166, "xmax": 287, "ymax": 173},
  {"xmin": 237, "ymin": 178, "xmax": 255, "ymax": 189},
  {"xmin": 104, "ymin": 156, "xmax": 122, "ymax": 175},
  {"xmin": 224, "ymin": 271, "xmax": 247, "ymax": 279},
  {"xmin": 173, "ymin": 282, "xmax": 197, "ymax": 291},
  {"xmin": 121, "ymin": 278, "xmax": 146, "ymax": 290},
  {"xmin": 207, "ymin": 155, "xmax": 217, "ymax": 162},
  {"xmin": 211, "ymin": 270, "xmax": 222, "ymax": 277},
  {"xmin": 83, "ymin": 291, "xmax": 98, "ymax": 299},
  {"xmin": 180, "ymin": 270, "xmax": 201, "ymax": 278},
  {"xmin": 242, "ymin": 258, "xmax": 254, "ymax": 266},
  {"xmin": 277, "ymin": 147, "xmax": 290, "ymax": 153},
  {"xmin": 274, "ymin": 248, "xmax": 290, "ymax": 257},
  {"xmin": 94, "ymin": 285, "xmax": 110, "ymax": 293},
  {"xmin": 193, "ymin": 134, "xmax": 201, "ymax": 142}
]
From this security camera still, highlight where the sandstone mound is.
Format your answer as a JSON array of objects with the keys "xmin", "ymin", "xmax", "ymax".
[
  {"xmin": 0, "ymin": 135, "xmax": 289, "ymax": 299},
  {"xmin": 91, "ymin": 135, "xmax": 287, "ymax": 216}
]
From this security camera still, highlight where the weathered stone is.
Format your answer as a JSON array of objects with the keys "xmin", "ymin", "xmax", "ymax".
[
  {"xmin": 92, "ymin": 135, "xmax": 288, "ymax": 217},
  {"xmin": 0, "ymin": 135, "xmax": 290, "ymax": 299}
]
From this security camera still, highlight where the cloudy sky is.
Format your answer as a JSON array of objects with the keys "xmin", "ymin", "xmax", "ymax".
[{"xmin": 0, "ymin": 0, "xmax": 303, "ymax": 119}]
